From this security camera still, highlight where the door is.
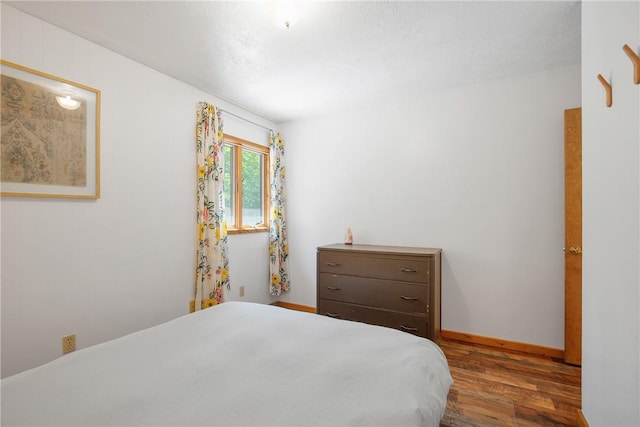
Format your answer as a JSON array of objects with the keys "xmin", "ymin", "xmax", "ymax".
[{"xmin": 564, "ymin": 107, "xmax": 582, "ymax": 366}]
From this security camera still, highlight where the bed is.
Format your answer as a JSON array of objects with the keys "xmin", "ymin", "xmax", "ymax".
[{"xmin": 1, "ymin": 301, "xmax": 452, "ymax": 426}]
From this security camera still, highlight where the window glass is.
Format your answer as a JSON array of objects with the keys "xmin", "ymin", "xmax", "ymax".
[{"xmin": 241, "ymin": 149, "xmax": 264, "ymax": 226}]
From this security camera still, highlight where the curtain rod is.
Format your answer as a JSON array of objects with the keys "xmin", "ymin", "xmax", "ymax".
[{"xmin": 219, "ymin": 109, "xmax": 274, "ymax": 133}]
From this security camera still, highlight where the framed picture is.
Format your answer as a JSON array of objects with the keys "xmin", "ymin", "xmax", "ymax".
[{"xmin": 1, "ymin": 60, "xmax": 100, "ymax": 199}]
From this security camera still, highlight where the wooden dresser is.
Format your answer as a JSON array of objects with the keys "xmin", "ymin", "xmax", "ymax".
[{"xmin": 317, "ymin": 244, "xmax": 442, "ymax": 342}]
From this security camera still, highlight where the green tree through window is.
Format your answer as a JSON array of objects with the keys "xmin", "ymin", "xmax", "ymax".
[{"xmin": 242, "ymin": 150, "xmax": 263, "ymax": 225}]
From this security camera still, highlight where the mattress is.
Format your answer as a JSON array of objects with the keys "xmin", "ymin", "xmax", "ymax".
[{"xmin": 1, "ymin": 301, "xmax": 452, "ymax": 426}]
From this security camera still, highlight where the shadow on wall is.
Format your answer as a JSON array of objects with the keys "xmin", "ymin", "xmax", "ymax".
[{"xmin": 440, "ymin": 253, "xmax": 470, "ymax": 331}]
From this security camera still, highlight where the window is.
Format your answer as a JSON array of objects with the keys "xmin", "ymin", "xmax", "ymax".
[{"xmin": 223, "ymin": 135, "xmax": 269, "ymax": 233}]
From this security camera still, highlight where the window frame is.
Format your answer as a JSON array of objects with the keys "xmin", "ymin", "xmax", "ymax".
[{"xmin": 223, "ymin": 134, "xmax": 270, "ymax": 234}]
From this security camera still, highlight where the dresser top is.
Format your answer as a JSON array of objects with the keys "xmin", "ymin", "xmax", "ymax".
[{"xmin": 318, "ymin": 243, "xmax": 441, "ymax": 256}]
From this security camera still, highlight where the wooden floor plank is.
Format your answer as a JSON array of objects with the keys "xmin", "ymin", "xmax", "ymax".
[{"xmin": 439, "ymin": 339, "xmax": 581, "ymax": 427}]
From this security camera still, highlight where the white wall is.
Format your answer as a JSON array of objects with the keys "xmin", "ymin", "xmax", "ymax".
[
  {"xmin": 0, "ymin": 4, "xmax": 276, "ymax": 378},
  {"xmin": 280, "ymin": 64, "xmax": 581, "ymax": 350},
  {"xmin": 581, "ymin": 2, "xmax": 640, "ymax": 426}
]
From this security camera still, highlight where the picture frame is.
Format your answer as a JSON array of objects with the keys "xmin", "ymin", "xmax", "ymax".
[{"xmin": 1, "ymin": 60, "xmax": 100, "ymax": 199}]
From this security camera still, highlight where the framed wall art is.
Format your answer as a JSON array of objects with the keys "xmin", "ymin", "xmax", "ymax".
[{"xmin": 1, "ymin": 60, "xmax": 100, "ymax": 199}]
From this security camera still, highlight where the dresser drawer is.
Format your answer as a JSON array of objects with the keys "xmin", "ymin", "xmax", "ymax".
[
  {"xmin": 318, "ymin": 252, "xmax": 429, "ymax": 284},
  {"xmin": 318, "ymin": 300, "xmax": 428, "ymax": 338},
  {"xmin": 318, "ymin": 273, "xmax": 429, "ymax": 314}
]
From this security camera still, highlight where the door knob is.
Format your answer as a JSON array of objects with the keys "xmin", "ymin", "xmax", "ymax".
[{"xmin": 569, "ymin": 246, "xmax": 582, "ymax": 254}]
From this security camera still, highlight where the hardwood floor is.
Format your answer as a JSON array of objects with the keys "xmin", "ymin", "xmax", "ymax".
[{"xmin": 439, "ymin": 339, "xmax": 581, "ymax": 427}]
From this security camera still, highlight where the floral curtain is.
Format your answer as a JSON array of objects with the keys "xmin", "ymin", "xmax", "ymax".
[
  {"xmin": 195, "ymin": 102, "xmax": 230, "ymax": 310},
  {"xmin": 269, "ymin": 131, "xmax": 290, "ymax": 296}
]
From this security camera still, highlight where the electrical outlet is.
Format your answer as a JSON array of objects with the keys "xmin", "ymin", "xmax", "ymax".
[
  {"xmin": 62, "ymin": 334, "xmax": 76, "ymax": 354},
  {"xmin": 239, "ymin": 286, "xmax": 245, "ymax": 297}
]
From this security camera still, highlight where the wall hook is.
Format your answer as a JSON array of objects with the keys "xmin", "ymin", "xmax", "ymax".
[
  {"xmin": 597, "ymin": 74, "xmax": 612, "ymax": 107},
  {"xmin": 622, "ymin": 44, "xmax": 640, "ymax": 84}
]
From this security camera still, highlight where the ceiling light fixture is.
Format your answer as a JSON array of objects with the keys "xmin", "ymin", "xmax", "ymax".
[
  {"xmin": 56, "ymin": 90, "xmax": 81, "ymax": 110},
  {"xmin": 275, "ymin": 1, "xmax": 298, "ymax": 29}
]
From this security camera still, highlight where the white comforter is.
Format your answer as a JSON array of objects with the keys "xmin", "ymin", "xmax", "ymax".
[{"xmin": 1, "ymin": 302, "xmax": 452, "ymax": 426}]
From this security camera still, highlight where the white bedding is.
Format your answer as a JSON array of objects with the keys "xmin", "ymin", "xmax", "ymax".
[{"xmin": 1, "ymin": 302, "xmax": 452, "ymax": 426}]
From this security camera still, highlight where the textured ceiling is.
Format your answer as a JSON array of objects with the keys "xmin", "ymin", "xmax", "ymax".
[{"xmin": 6, "ymin": 1, "xmax": 581, "ymax": 123}]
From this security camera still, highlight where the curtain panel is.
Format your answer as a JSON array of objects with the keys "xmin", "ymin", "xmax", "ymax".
[
  {"xmin": 269, "ymin": 131, "xmax": 291, "ymax": 296},
  {"xmin": 195, "ymin": 102, "xmax": 230, "ymax": 310}
]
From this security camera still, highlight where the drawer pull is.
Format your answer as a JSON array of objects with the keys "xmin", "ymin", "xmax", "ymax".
[
  {"xmin": 325, "ymin": 312, "xmax": 341, "ymax": 318},
  {"xmin": 400, "ymin": 295, "xmax": 419, "ymax": 301},
  {"xmin": 400, "ymin": 268, "xmax": 417, "ymax": 273},
  {"xmin": 326, "ymin": 262, "xmax": 342, "ymax": 267},
  {"xmin": 325, "ymin": 286, "xmax": 341, "ymax": 291},
  {"xmin": 400, "ymin": 325, "xmax": 418, "ymax": 332}
]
